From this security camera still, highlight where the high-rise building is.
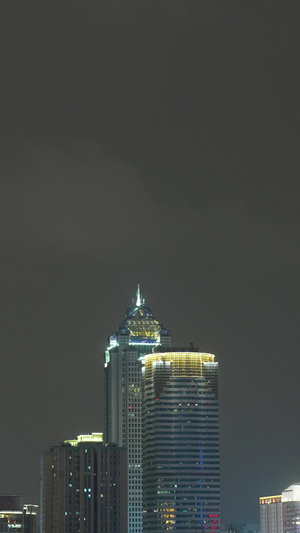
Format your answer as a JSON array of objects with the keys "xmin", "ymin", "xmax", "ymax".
[
  {"xmin": 260, "ymin": 495, "xmax": 283, "ymax": 533},
  {"xmin": 40, "ymin": 433, "xmax": 127, "ymax": 533},
  {"xmin": 104, "ymin": 285, "xmax": 171, "ymax": 533},
  {"xmin": 260, "ymin": 484, "xmax": 300, "ymax": 533},
  {"xmin": 282, "ymin": 484, "xmax": 300, "ymax": 533},
  {"xmin": 141, "ymin": 349, "xmax": 220, "ymax": 533}
]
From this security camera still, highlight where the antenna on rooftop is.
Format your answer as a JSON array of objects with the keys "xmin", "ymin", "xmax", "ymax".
[{"xmin": 136, "ymin": 283, "xmax": 142, "ymax": 307}]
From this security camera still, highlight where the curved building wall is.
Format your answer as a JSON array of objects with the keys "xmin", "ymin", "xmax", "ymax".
[{"xmin": 142, "ymin": 352, "xmax": 220, "ymax": 533}]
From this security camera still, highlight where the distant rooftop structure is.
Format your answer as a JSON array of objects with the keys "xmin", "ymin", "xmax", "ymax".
[
  {"xmin": 260, "ymin": 495, "xmax": 282, "ymax": 504},
  {"xmin": 282, "ymin": 484, "xmax": 300, "ymax": 502},
  {"xmin": 64, "ymin": 432, "xmax": 103, "ymax": 447},
  {"xmin": 221, "ymin": 524, "xmax": 260, "ymax": 533},
  {"xmin": 133, "ymin": 283, "xmax": 144, "ymax": 307}
]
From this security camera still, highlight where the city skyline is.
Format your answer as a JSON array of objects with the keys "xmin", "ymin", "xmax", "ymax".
[
  {"xmin": 1, "ymin": 0, "xmax": 300, "ymax": 527},
  {"xmin": 1, "ymin": 279, "xmax": 299, "ymax": 525}
]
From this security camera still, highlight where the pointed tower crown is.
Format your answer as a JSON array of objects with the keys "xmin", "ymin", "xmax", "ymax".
[
  {"xmin": 133, "ymin": 283, "xmax": 145, "ymax": 307},
  {"xmin": 108, "ymin": 285, "xmax": 171, "ymax": 349}
]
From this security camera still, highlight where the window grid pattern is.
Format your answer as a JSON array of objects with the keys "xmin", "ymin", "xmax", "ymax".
[{"xmin": 142, "ymin": 352, "xmax": 220, "ymax": 533}]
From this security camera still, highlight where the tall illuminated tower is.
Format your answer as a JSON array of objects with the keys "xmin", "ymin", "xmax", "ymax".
[
  {"xmin": 104, "ymin": 285, "xmax": 171, "ymax": 533},
  {"xmin": 141, "ymin": 349, "xmax": 220, "ymax": 533}
]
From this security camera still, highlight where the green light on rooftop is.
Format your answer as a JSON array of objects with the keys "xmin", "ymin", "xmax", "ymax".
[{"xmin": 64, "ymin": 433, "xmax": 103, "ymax": 447}]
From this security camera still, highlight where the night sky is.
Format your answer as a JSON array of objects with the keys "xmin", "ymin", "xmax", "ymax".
[{"xmin": 1, "ymin": 0, "xmax": 300, "ymax": 524}]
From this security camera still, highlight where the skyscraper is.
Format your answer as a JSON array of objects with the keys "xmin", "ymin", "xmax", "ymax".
[
  {"xmin": 141, "ymin": 349, "xmax": 220, "ymax": 533},
  {"xmin": 260, "ymin": 495, "xmax": 283, "ymax": 533},
  {"xmin": 40, "ymin": 433, "xmax": 127, "ymax": 533},
  {"xmin": 260, "ymin": 484, "xmax": 300, "ymax": 533},
  {"xmin": 282, "ymin": 485, "xmax": 300, "ymax": 533},
  {"xmin": 104, "ymin": 285, "xmax": 171, "ymax": 533}
]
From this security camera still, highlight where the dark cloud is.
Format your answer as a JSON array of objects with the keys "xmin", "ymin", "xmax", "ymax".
[
  {"xmin": 1, "ymin": 1, "xmax": 299, "ymax": 215},
  {"xmin": 0, "ymin": 0, "xmax": 299, "ymax": 524}
]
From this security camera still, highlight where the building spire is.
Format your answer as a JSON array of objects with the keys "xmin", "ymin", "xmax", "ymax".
[{"xmin": 136, "ymin": 283, "xmax": 142, "ymax": 307}]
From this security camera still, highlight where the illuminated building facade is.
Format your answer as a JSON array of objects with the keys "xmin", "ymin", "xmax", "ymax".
[
  {"xmin": 260, "ymin": 484, "xmax": 300, "ymax": 533},
  {"xmin": 259, "ymin": 494, "xmax": 283, "ymax": 533},
  {"xmin": 0, "ymin": 495, "xmax": 23, "ymax": 533},
  {"xmin": 0, "ymin": 496, "xmax": 38, "ymax": 533},
  {"xmin": 282, "ymin": 485, "xmax": 300, "ymax": 533},
  {"xmin": 142, "ymin": 350, "xmax": 220, "ymax": 532},
  {"xmin": 260, "ymin": 495, "xmax": 283, "ymax": 533},
  {"xmin": 40, "ymin": 433, "xmax": 127, "ymax": 533},
  {"xmin": 104, "ymin": 285, "xmax": 171, "ymax": 533}
]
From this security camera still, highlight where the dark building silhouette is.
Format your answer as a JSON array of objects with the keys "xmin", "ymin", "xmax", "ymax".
[
  {"xmin": 23, "ymin": 505, "xmax": 38, "ymax": 533},
  {"xmin": 40, "ymin": 433, "xmax": 127, "ymax": 533}
]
